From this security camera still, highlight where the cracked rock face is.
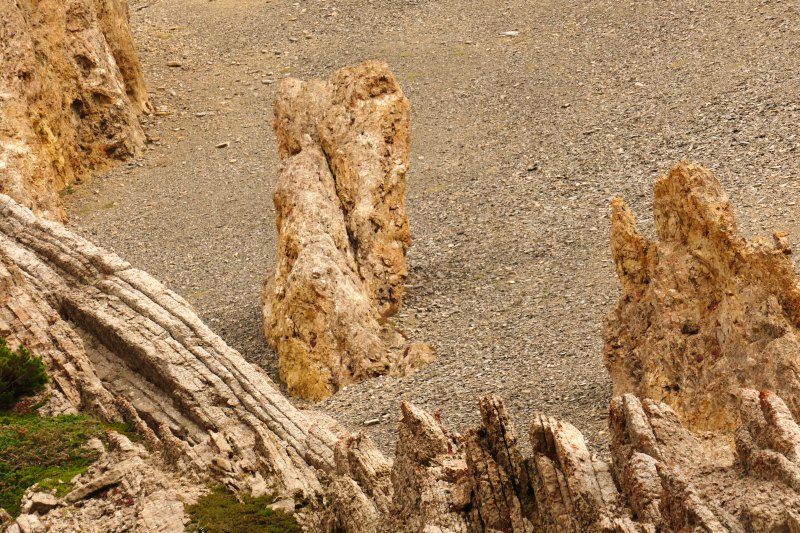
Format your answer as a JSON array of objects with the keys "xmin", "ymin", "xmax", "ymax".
[
  {"xmin": 263, "ymin": 61, "xmax": 433, "ymax": 402},
  {"xmin": 0, "ymin": 192, "xmax": 339, "ymax": 505},
  {"xmin": 0, "ymin": 0, "xmax": 149, "ymax": 222},
  {"xmin": 318, "ymin": 389, "xmax": 800, "ymax": 533},
  {"xmin": 604, "ymin": 160, "xmax": 800, "ymax": 432}
]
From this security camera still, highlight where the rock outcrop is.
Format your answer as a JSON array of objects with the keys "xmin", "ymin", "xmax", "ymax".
[
  {"xmin": 604, "ymin": 160, "xmax": 800, "ymax": 432},
  {"xmin": 0, "ymin": 0, "xmax": 149, "ymax": 222},
  {"xmin": 6, "ymin": 432, "xmax": 203, "ymax": 533},
  {"xmin": 318, "ymin": 390, "xmax": 800, "ymax": 533},
  {"xmin": 263, "ymin": 61, "xmax": 433, "ymax": 401},
  {"xmin": 4, "ymin": 184, "xmax": 800, "ymax": 532},
  {"xmin": 0, "ymin": 192, "xmax": 338, "ymax": 502}
]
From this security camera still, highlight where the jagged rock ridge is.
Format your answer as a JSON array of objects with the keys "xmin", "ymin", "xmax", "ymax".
[
  {"xmin": 262, "ymin": 61, "xmax": 434, "ymax": 402},
  {"xmin": 0, "ymin": 0, "xmax": 150, "ymax": 222},
  {"xmin": 317, "ymin": 389, "xmax": 800, "ymax": 533},
  {"xmin": 3, "ymin": 178, "xmax": 800, "ymax": 532},
  {"xmin": 604, "ymin": 160, "xmax": 800, "ymax": 432}
]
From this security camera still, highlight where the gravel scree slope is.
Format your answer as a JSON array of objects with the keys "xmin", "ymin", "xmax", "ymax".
[{"xmin": 65, "ymin": 0, "xmax": 800, "ymax": 456}]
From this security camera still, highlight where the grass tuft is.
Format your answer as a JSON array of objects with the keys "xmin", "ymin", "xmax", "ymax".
[{"xmin": 186, "ymin": 485, "xmax": 301, "ymax": 533}]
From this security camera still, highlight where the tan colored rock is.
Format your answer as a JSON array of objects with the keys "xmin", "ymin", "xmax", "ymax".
[
  {"xmin": 455, "ymin": 391, "xmax": 800, "ymax": 533},
  {"xmin": 318, "ymin": 399, "xmax": 470, "ymax": 533},
  {"xmin": 7, "ymin": 154, "xmax": 800, "ymax": 532},
  {"xmin": 21, "ymin": 493, "xmax": 57, "ymax": 516},
  {"xmin": 0, "ymin": 0, "xmax": 149, "ymax": 222},
  {"xmin": 273, "ymin": 61, "xmax": 412, "ymax": 315},
  {"xmin": 391, "ymin": 401, "xmax": 470, "ymax": 533},
  {"xmin": 603, "ymin": 160, "xmax": 800, "ymax": 431},
  {"xmin": 318, "ymin": 63, "xmax": 412, "ymax": 316},
  {"xmin": 0, "ymin": 192, "xmax": 339, "ymax": 499},
  {"xmin": 264, "ymin": 62, "xmax": 432, "ymax": 401}
]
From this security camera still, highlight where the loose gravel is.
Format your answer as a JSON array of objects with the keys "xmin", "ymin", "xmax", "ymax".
[{"xmin": 65, "ymin": 0, "xmax": 800, "ymax": 457}]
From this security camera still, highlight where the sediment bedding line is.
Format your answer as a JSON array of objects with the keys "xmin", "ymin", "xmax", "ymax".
[{"xmin": 0, "ymin": 192, "xmax": 338, "ymax": 470}]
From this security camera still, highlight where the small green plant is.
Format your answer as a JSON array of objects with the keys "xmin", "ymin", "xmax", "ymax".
[
  {"xmin": 271, "ymin": 371, "xmax": 287, "ymax": 388},
  {"xmin": 102, "ymin": 201, "xmax": 116, "ymax": 209},
  {"xmin": 399, "ymin": 52, "xmax": 412, "ymax": 57},
  {"xmin": 186, "ymin": 485, "xmax": 301, "ymax": 533},
  {"xmin": 0, "ymin": 338, "xmax": 48, "ymax": 406}
]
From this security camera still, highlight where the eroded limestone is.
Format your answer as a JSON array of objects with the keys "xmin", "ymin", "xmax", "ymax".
[
  {"xmin": 604, "ymin": 160, "xmax": 800, "ymax": 432},
  {"xmin": 0, "ymin": 0, "xmax": 149, "ymax": 222}
]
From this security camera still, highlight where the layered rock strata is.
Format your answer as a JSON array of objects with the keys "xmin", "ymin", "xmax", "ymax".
[
  {"xmin": 0, "ymin": 192, "xmax": 338, "ymax": 503},
  {"xmin": 0, "ymin": 0, "xmax": 149, "ymax": 222},
  {"xmin": 263, "ymin": 61, "xmax": 433, "ymax": 401},
  {"xmin": 603, "ymin": 160, "xmax": 800, "ymax": 432}
]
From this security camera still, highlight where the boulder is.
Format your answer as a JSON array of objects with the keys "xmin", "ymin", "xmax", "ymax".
[
  {"xmin": 20, "ymin": 493, "xmax": 57, "ymax": 516},
  {"xmin": 0, "ymin": 0, "xmax": 149, "ymax": 222},
  {"xmin": 604, "ymin": 160, "xmax": 800, "ymax": 431},
  {"xmin": 263, "ymin": 61, "xmax": 433, "ymax": 401},
  {"xmin": 268, "ymin": 498, "xmax": 296, "ymax": 515}
]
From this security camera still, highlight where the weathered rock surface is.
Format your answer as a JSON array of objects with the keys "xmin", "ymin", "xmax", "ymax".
[
  {"xmin": 263, "ymin": 61, "xmax": 433, "ymax": 401},
  {"xmin": 0, "ymin": 0, "xmax": 149, "ymax": 222},
  {"xmin": 603, "ymin": 160, "xmax": 800, "ymax": 432},
  {"xmin": 5, "ymin": 182, "xmax": 800, "ymax": 531},
  {"xmin": 272, "ymin": 61, "xmax": 412, "ymax": 315},
  {"xmin": 0, "ymin": 192, "xmax": 339, "ymax": 501},
  {"xmin": 315, "ymin": 389, "xmax": 800, "ymax": 533}
]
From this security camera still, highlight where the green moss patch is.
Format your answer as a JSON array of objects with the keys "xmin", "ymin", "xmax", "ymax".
[
  {"xmin": 0, "ymin": 410, "xmax": 136, "ymax": 516},
  {"xmin": 186, "ymin": 485, "xmax": 301, "ymax": 533}
]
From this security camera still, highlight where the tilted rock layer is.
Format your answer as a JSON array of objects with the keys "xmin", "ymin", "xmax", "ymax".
[
  {"xmin": 316, "ymin": 389, "xmax": 800, "ymax": 533},
  {"xmin": 263, "ymin": 61, "xmax": 433, "ymax": 401},
  {"xmin": 0, "ymin": 192, "xmax": 340, "ymax": 508},
  {"xmin": 315, "ymin": 389, "xmax": 800, "ymax": 533},
  {"xmin": 604, "ymin": 160, "xmax": 800, "ymax": 431},
  {"xmin": 0, "ymin": 0, "xmax": 149, "ymax": 222}
]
